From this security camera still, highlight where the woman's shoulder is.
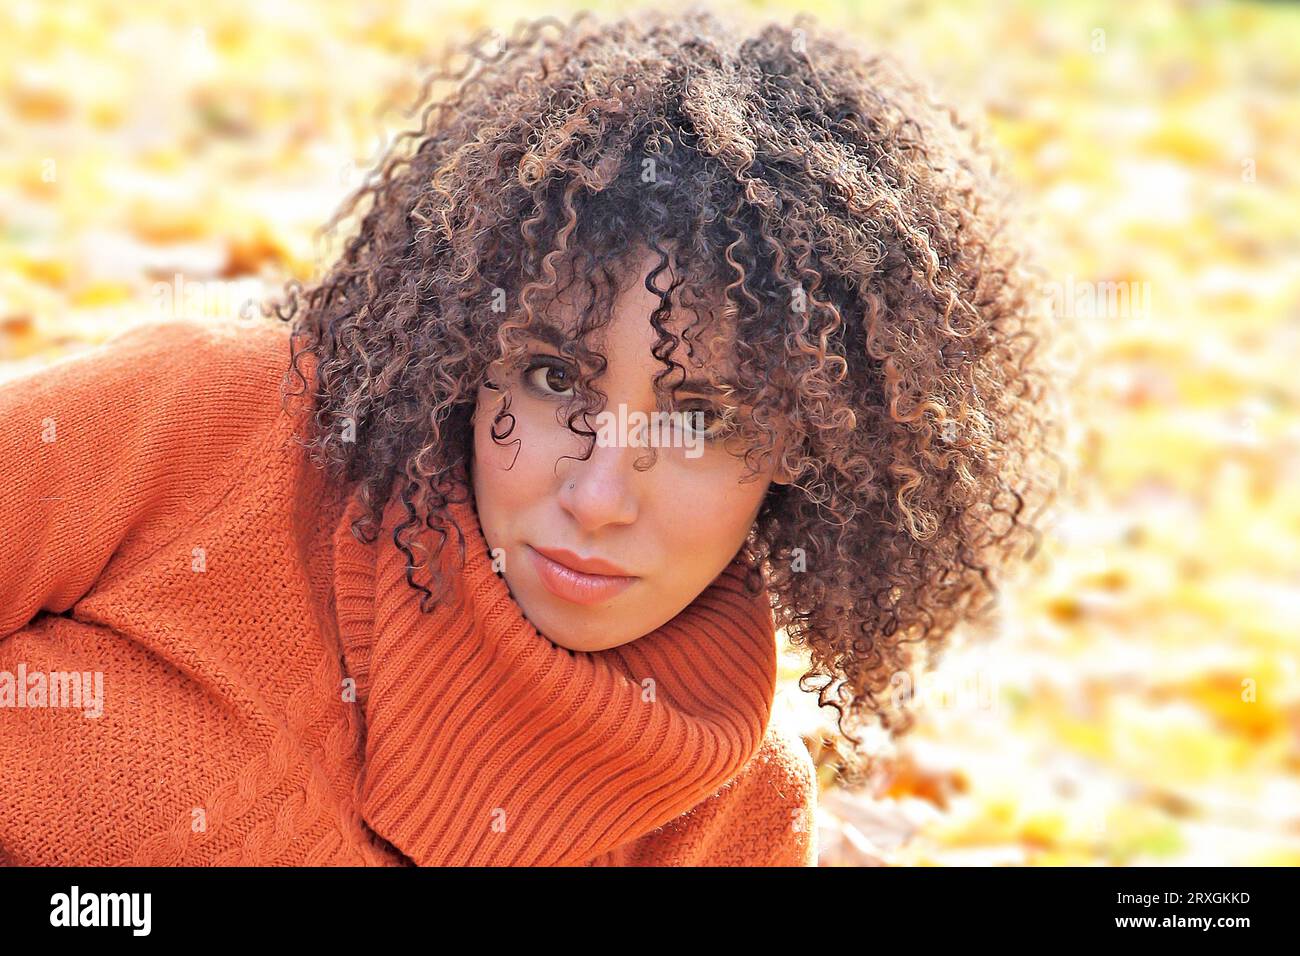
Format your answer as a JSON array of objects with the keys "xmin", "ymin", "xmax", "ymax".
[
  {"xmin": 3, "ymin": 317, "xmax": 294, "ymax": 414},
  {"xmin": 100, "ymin": 316, "xmax": 293, "ymax": 394},
  {"xmin": 0, "ymin": 317, "xmax": 305, "ymax": 573},
  {"xmin": 0, "ymin": 316, "xmax": 312, "ymax": 642}
]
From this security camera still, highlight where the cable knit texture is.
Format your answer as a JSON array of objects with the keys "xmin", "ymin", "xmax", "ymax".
[{"xmin": 0, "ymin": 318, "xmax": 817, "ymax": 867}]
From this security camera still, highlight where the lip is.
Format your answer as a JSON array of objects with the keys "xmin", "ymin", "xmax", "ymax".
[
  {"xmin": 526, "ymin": 545, "xmax": 638, "ymax": 606},
  {"xmin": 530, "ymin": 546, "xmax": 634, "ymax": 577}
]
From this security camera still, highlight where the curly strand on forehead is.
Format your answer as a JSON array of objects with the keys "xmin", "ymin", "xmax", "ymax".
[
  {"xmin": 493, "ymin": 243, "xmax": 770, "ymax": 483},
  {"xmin": 260, "ymin": 4, "xmax": 1064, "ymax": 785}
]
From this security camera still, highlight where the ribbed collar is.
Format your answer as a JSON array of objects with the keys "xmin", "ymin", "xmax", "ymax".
[{"xmin": 331, "ymin": 480, "xmax": 777, "ymax": 866}]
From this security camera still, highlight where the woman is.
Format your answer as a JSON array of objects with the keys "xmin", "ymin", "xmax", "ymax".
[{"xmin": 0, "ymin": 6, "xmax": 1057, "ymax": 866}]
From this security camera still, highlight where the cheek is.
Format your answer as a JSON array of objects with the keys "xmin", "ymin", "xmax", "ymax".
[
  {"xmin": 471, "ymin": 392, "xmax": 574, "ymax": 508},
  {"xmin": 471, "ymin": 394, "xmax": 515, "ymax": 473},
  {"xmin": 652, "ymin": 456, "xmax": 770, "ymax": 563},
  {"xmin": 471, "ymin": 392, "xmax": 529, "ymax": 546}
]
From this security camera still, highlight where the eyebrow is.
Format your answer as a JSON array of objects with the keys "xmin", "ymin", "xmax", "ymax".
[
  {"xmin": 518, "ymin": 324, "xmax": 738, "ymax": 397},
  {"xmin": 519, "ymin": 321, "xmax": 572, "ymax": 350}
]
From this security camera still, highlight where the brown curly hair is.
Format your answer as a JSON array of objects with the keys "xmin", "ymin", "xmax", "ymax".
[{"xmin": 261, "ymin": 4, "xmax": 1063, "ymax": 787}]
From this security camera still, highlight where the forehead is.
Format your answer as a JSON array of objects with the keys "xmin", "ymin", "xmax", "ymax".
[{"xmin": 521, "ymin": 247, "xmax": 739, "ymax": 381}]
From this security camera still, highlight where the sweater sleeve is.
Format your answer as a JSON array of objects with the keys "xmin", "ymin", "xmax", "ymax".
[
  {"xmin": 0, "ymin": 319, "xmax": 290, "ymax": 638},
  {"xmin": 603, "ymin": 720, "xmax": 820, "ymax": 867}
]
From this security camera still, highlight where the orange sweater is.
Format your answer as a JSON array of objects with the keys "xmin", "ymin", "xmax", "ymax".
[{"xmin": 0, "ymin": 319, "xmax": 817, "ymax": 866}]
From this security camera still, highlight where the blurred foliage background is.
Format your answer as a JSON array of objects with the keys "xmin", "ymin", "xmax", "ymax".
[{"xmin": 1, "ymin": 0, "xmax": 1297, "ymax": 865}]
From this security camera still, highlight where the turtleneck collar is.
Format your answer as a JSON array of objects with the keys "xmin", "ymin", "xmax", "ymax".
[{"xmin": 330, "ymin": 479, "xmax": 778, "ymax": 866}]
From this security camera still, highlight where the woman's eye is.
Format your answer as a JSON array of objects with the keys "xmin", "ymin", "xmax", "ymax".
[
  {"xmin": 516, "ymin": 362, "xmax": 737, "ymax": 443},
  {"xmin": 678, "ymin": 402, "xmax": 734, "ymax": 441},
  {"xmin": 524, "ymin": 358, "xmax": 575, "ymax": 397}
]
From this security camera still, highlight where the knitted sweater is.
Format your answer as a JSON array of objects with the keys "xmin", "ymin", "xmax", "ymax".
[{"xmin": 0, "ymin": 319, "xmax": 818, "ymax": 866}]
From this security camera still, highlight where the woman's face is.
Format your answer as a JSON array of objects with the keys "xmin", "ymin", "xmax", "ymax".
[{"xmin": 470, "ymin": 250, "xmax": 786, "ymax": 652}]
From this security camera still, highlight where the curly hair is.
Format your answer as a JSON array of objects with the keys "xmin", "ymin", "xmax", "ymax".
[{"xmin": 261, "ymin": 4, "xmax": 1064, "ymax": 787}]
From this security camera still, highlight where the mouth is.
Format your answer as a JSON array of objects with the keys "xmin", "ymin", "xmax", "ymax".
[{"xmin": 526, "ymin": 545, "xmax": 638, "ymax": 606}]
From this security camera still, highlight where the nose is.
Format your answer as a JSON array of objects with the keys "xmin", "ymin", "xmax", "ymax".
[{"xmin": 555, "ymin": 435, "xmax": 642, "ymax": 533}]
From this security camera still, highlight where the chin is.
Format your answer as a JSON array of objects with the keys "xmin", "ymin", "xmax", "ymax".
[{"xmin": 530, "ymin": 608, "xmax": 638, "ymax": 653}]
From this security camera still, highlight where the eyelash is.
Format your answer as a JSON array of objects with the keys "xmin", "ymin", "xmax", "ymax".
[
  {"xmin": 521, "ymin": 356, "xmax": 574, "ymax": 399},
  {"xmin": 519, "ymin": 356, "xmax": 736, "ymax": 442}
]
